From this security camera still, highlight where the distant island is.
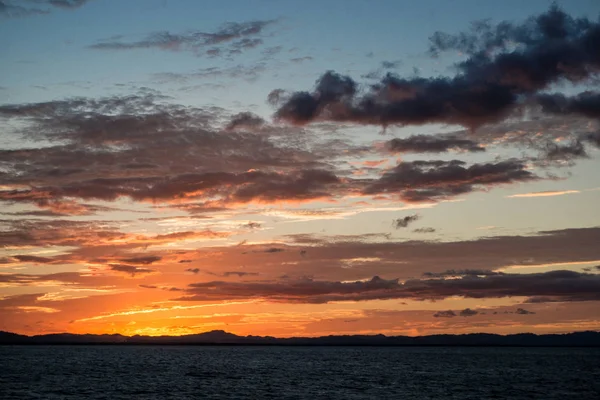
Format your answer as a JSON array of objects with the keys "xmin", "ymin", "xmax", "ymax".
[{"xmin": 1, "ymin": 330, "xmax": 600, "ymax": 346}]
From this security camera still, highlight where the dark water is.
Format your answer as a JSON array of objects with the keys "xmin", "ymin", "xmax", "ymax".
[{"xmin": 1, "ymin": 346, "xmax": 599, "ymax": 399}]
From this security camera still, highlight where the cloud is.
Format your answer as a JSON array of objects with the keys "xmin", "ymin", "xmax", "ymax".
[
  {"xmin": 178, "ymin": 270, "xmax": 600, "ymax": 304},
  {"xmin": 433, "ymin": 310, "xmax": 456, "ymax": 318},
  {"xmin": 0, "ymin": 93, "xmax": 343, "ymax": 212},
  {"xmin": 0, "ymin": 271, "xmax": 108, "ymax": 288},
  {"xmin": 413, "ymin": 227, "xmax": 435, "ymax": 233},
  {"xmin": 225, "ymin": 112, "xmax": 265, "ymax": 131},
  {"xmin": 459, "ymin": 308, "xmax": 478, "ymax": 317},
  {"xmin": 109, "ymin": 264, "xmax": 155, "ymax": 277},
  {"xmin": 271, "ymin": 6, "xmax": 600, "ymax": 129},
  {"xmin": 583, "ymin": 131, "xmax": 600, "ymax": 148},
  {"xmin": 241, "ymin": 222, "xmax": 262, "ymax": 229},
  {"xmin": 139, "ymin": 284, "xmax": 158, "ymax": 289},
  {"xmin": 422, "ymin": 270, "xmax": 502, "ymax": 278},
  {"xmin": 154, "ymin": 64, "xmax": 268, "ymax": 83},
  {"xmin": 541, "ymin": 140, "xmax": 588, "ymax": 164},
  {"xmin": 0, "ymin": 0, "xmax": 90, "ymax": 18},
  {"xmin": 222, "ymin": 271, "xmax": 259, "ymax": 278},
  {"xmin": 12, "ymin": 255, "xmax": 55, "ymax": 264},
  {"xmin": 386, "ymin": 135, "xmax": 485, "ymax": 154},
  {"xmin": 524, "ymin": 296, "xmax": 557, "ymax": 303},
  {"xmin": 228, "ymin": 169, "xmax": 341, "ymax": 204},
  {"xmin": 179, "ymin": 275, "xmax": 400, "ymax": 303},
  {"xmin": 381, "ymin": 60, "xmax": 402, "ymax": 69},
  {"xmin": 393, "ymin": 214, "xmax": 420, "ymax": 229},
  {"xmin": 47, "ymin": 0, "xmax": 90, "ymax": 9},
  {"xmin": 364, "ymin": 159, "xmax": 536, "ymax": 202},
  {"xmin": 88, "ymin": 19, "xmax": 277, "ymax": 57},
  {"xmin": 120, "ymin": 256, "xmax": 162, "ymax": 265},
  {"xmin": 0, "ymin": 1, "xmax": 48, "ymax": 18},
  {"xmin": 290, "ymin": 56, "xmax": 313, "ymax": 63},
  {"xmin": 1, "ymin": 169, "xmax": 341, "ymax": 207},
  {"xmin": 506, "ymin": 190, "xmax": 580, "ymax": 198},
  {"xmin": 182, "ymin": 268, "xmax": 259, "ymax": 278},
  {"xmin": 516, "ymin": 308, "xmax": 535, "ymax": 315},
  {"xmin": 537, "ymin": 92, "xmax": 600, "ymax": 120},
  {"xmin": 0, "ymin": 219, "xmax": 231, "ymax": 249}
]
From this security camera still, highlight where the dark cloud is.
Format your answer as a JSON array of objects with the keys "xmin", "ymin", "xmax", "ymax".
[
  {"xmin": 381, "ymin": 60, "xmax": 402, "ymax": 69},
  {"xmin": 280, "ymin": 228, "xmax": 600, "ymax": 283},
  {"xmin": 386, "ymin": 135, "xmax": 485, "ymax": 154},
  {"xmin": 47, "ymin": 0, "xmax": 89, "ymax": 8},
  {"xmin": 264, "ymin": 248, "xmax": 284, "ymax": 253},
  {"xmin": 225, "ymin": 112, "xmax": 265, "ymax": 131},
  {"xmin": 413, "ymin": 227, "xmax": 435, "ymax": 234},
  {"xmin": 583, "ymin": 131, "xmax": 600, "ymax": 148},
  {"xmin": 178, "ymin": 270, "xmax": 600, "ymax": 304},
  {"xmin": 422, "ymin": 269, "xmax": 502, "ymax": 278},
  {"xmin": 433, "ymin": 310, "xmax": 456, "ymax": 318},
  {"xmin": 0, "ymin": 0, "xmax": 90, "ymax": 18},
  {"xmin": 364, "ymin": 159, "xmax": 536, "ymax": 202},
  {"xmin": 290, "ymin": 56, "xmax": 313, "ymax": 63},
  {"xmin": 139, "ymin": 284, "xmax": 158, "ymax": 289},
  {"xmin": 0, "ymin": 169, "xmax": 340, "ymax": 206},
  {"xmin": 428, "ymin": 4, "xmax": 593, "ymax": 55},
  {"xmin": 228, "ymin": 169, "xmax": 340, "ymax": 203},
  {"xmin": 524, "ymin": 296, "xmax": 557, "ymax": 303},
  {"xmin": 183, "ymin": 268, "xmax": 259, "ymax": 278},
  {"xmin": 120, "ymin": 256, "xmax": 162, "ymax": 265},
  {"xmin": 271, "ymin": 6, "xmax": 600, "ymax": 129},
  {"xmin": 537, "ymin": 92, "xmax": 600, "ymax": 120},
  {"xmin": 516, "ymin": 307, "xmax": 535, "ymax": 315},
  {"xmin": 12, "ymin": 255, "xmax": 55, "ymax": 264},
  {"xmin": 540, "ymin": 140, "xmax": 588, "ymax": 165},
  {"xmin": 459, "ymin": 308, "xmax": 478, "ymax": 317},
  {"xmin": 109, "ymin": 264, "xmax": 155, "ymax": 276},
  {"xmin": 438, "ymin": 114, "xmax": 598, "ymax": 151},
  {"xmin": 179, "ymin": 275, "xmax": 400, "ymax": 303},
  {"xmin": 242, "ymin": 222, "xmax": 262, "ymax": 229},
  {"xmin": 267, "ymin": 89, "xmax": 287, "ymax": 106},
  {"xmin": 88, "ymin": 19, "xmax": 276, "ymax": 57},
  {"xmin": 393, "ymin": 214, "xmax": 420, "ymax": 229},
  {"xmin": 222, "ymin": 271, "xmax": 259, "ymax": 278},
  {"xmin": 0, "ymin": 271, "xmax": 101, "ymax": 287},
  {"xmin": 0, "ymin": 1, "xmax": 47, "ymax": 18}
]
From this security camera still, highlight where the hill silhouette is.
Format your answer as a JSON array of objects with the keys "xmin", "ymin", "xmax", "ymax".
[{"xmin": 1, "ymin": 330, "xmax": 599, "ymax": 346}]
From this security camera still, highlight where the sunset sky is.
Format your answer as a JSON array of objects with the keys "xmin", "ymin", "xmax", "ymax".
[{"xmin": 1, "ymin": 0, "xmax": 600, "ymax": 337}]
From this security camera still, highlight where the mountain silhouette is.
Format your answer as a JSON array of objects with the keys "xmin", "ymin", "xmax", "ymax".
[{"xmin": 1, "ymin": 330, "xmax": 599, "ymax": 346}]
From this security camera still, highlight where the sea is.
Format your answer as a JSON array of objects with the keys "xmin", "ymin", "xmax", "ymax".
[{"xmin": 1, "ymin": 346, "xmax": 599, "ymax": 399}]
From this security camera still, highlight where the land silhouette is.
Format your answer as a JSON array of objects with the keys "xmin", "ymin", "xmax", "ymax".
[{"xmin": 1, "ymin": 330, "xmax": 599, "ymax": 346}]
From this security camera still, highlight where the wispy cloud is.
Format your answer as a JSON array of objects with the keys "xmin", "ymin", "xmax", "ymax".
[
  {"xmin": 88, "ymin": 19, "xmax": 278, "ymax": 57},
  {"xmin": 0, "ymin": 0, "xmax": 91, "ymax": 18},
  {"xmin": 506, "ymin": 190, "xmax": 581, "ymax": 198}
]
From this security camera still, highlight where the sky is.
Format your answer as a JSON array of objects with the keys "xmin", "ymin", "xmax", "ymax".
[{"xmin": 1, "ymin": 0, "xmax": 600, "ymax": 337}]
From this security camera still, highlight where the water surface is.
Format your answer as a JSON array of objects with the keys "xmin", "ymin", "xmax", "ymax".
[{"xmin": 1, "ymin": 346, "xmax": 599, "ymax": 399}]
